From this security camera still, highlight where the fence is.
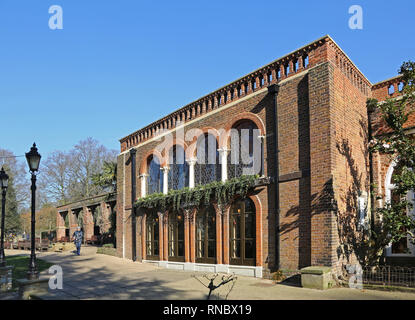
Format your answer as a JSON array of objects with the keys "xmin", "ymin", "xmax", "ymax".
[{"xmin": 362, "ymin": 266, "xmax": 415, "ymax": 288}]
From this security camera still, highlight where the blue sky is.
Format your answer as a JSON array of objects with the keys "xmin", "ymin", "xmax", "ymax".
[{"xmin": 0, "ymin": 0, "xmax": 414, "ymax": 159}]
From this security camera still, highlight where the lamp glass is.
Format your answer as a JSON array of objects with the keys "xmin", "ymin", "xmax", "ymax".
[
  {"xmin": 0, "ymin": 168, "xmax": 8, "ymax": 189},
  {"xmin": 25, "ymin": 144, "xmax": 41, "ymax": 172}
]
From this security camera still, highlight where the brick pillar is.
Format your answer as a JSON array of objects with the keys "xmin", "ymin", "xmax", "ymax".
[
  {"xmin": 190, "ymin": 209, "xmax": 196, "ymax": 263},
  {"xmin": 222, "ymin": 206, "xmax": 230, "ymax": 265},
  {"xmin": 56, "ymin": 211, "xmax": 66, "ymax": 240},
  {"xmin": 83, "ymin": 206, "xmax": 94, "ymax": 240},
  {"xmin": 298, "ymin": 55, "xmax": 304, "ymax": 71},
  {"xmin": 308, "ymin": 63, "xmax": 336, "ymax": 268},
  {"xmin": 142, "ymin": 213, "xmax": 146, "ymax": 260},
  {"xmin": 184, "ymin": 210, "xmax": 190, "ymax": 262},
  {"xmin": 163, "ymin": 212, "xmax": 169, "ymax": 260},
  {"xmin": 271, "ymin": 69, "xmax": 277, "ymax": 83},
  {"xmin": 158, "ymin": 212, "xmax": 164, "ymax": 260},
  {"xmin": 100, "ymin": 202, "xmax": 110, "ymax": 234},
  {"xmin": 263, "ymin": 72, "xmax": 268, "ymax": 87},
  {"xmin": 280, "ymin": 64, "xmax": 285, "ymax": 79},
  {"xmin": 215, "ymin": 205, "xmax": 223, "ymax": 264},
  {"xmin": 68, "ymin": 209, "xmax": 77, "ymax": 237},
  {"xmin": 255, "ymin": 76, "xmax": 260, "ymax": 89}
]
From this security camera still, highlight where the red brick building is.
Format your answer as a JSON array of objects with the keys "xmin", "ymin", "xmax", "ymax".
[{"xmin": 110, "ymin": 35, "xmax": 415, "ymax": 278}]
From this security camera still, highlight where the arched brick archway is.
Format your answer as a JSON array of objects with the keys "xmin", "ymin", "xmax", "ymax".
[{"xmin": 222, "ymin": 112, "xmax": 266, "ymax": 149}]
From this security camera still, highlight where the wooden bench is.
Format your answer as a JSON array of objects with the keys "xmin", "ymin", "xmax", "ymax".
[
  {"xmin": 38, "ymin": 239, "xmax": 50, "ymax": 251},
  {"xmin": 18, "ymin": 240, "xmax": 27, "ymax": 250},
  {"xmin": 59, "ymin": 236, "xmax": 69, "ymax": 243},
  {"xmin": 86, "ymin": 235, "xmax": 98, "ymax": 245}
]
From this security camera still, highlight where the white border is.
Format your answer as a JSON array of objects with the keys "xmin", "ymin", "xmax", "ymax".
[{"xmin": 142, "ymin": 260, "xmax": 263, "ymax": 278}]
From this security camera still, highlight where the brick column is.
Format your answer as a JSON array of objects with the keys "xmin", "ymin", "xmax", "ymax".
[
  {"xmin": 158, "ymin": 212, "xmax": 164, "ymax": 260},
  {"xmin": 163, "ymin": 212, "xmax": 169, "ymax": 260},
  {"xmin": 99, "ymin": 202, "xmax": 110, "ymax": 234},
  {"xmin": 215, "ymin": 205, "xmax": 223, "ymax": 264},
  {"xmin": 308, "ymin": 63, "xmax": 336, "ymax": 268},
  {"xmin": 189, "ymin": 208, "xmax": 196, "ymax": 263},
  {"xmin": 56, "ymin": 211, "xmax": 66, "ymax": 240},
  {"xmin": 271, "ymin": 69, "xmax": 276, "ymax": 83},
  {"xmin": 83, "ymin": 207, "xmax": 94, "ymax": 240},
  {"xmin": 184, "ymin": 209, "xmax": 190, "ymax": 262},
  {"xmin": 142, "ymin": 213, "xmax": 146, "ymax": 260},
  {"xmin": 68, "ymin": 209, "xmax": 77, "ymax": 237},
  {"xmin": 263, "ymin": 72, "xmax": 268, "ymax": 87},
  {"xmin": 222, "ymin": 205, "xmax": 230, "ymax": 265}
]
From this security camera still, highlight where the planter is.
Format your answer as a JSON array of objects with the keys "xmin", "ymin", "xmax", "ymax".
[{"xmin": 300, "ymin": 266, "xmax": 333, "ymax": 290}]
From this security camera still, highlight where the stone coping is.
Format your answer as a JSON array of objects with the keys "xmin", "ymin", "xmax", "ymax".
[
  {"xmin": 300, "ymin": 266, "xmax": 332, "ymax": 275},
  {"xmin": 16, "ymin": 277, "xmax": 49, "ymax": 286}
]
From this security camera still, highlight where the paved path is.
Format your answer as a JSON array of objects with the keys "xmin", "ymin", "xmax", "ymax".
[{"xmin": 4, "ymin": 247, "xmax": 415, "ymax": 300}]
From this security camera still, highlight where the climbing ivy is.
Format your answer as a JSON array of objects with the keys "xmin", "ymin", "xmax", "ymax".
[{"xmin": 135, "ymin": 175, "xmax": 260, "ymax": 211}]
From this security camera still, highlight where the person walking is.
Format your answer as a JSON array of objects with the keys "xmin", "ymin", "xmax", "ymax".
[{"xmin": 72, "ymin": 226, "xmax": 83, "ymax": 256}]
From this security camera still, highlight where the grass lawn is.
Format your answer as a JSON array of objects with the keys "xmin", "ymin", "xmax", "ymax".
[
  {"xmin": 6, "ymin": 255, "xmax": 53, "ymax": 289},
  {"xmin": 96, "ymin": 247, "xmax": 118, "ymax": 257}
]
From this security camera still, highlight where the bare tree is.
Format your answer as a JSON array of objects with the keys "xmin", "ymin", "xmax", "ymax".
[
  {"xmin": 68, "ymin": 137, "xmax": 117, "ymax": 200},
  {"xmin": 38, "ymin": 138, "xmax": 117, "ymax": 204},
  {"xmin": 39, "ymin": 150, "xmax": 72, "ymax": 205},
  {"xmin": 0, "ymin": 148, "xmax": 30, "ymax": 212}
]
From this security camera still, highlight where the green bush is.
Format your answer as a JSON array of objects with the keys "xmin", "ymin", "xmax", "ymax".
[{"xmin": 102, "ymin": 243, "xmax": 114, "ymax": 248}]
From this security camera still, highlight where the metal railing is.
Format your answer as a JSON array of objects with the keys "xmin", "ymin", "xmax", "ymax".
[{"xmin": 362, "ymin": 265, "xmax": 415, "ymax": 288}]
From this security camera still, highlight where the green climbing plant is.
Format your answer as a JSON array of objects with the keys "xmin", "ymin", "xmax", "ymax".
[
  {"xmin": 365, "ymin": 60, "xmax": 415, "ymax": 265},
  {"xmin": 135, "ymin": 175, "xmax": 261, "ymax": 211}
]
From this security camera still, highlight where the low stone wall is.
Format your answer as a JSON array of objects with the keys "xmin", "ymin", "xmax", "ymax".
[{"xmin": 49, "ymin": 242, "xmax": 76, "ymax": 252}]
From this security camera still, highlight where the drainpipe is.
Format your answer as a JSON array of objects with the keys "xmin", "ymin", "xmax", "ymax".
[
  {"xmin": 268, "ymin": 84, "xmax": 280, "ymax": 271},
  {"xmin": 130, "ymin": 148, "xmax": 137, "ymax": 262},
  {"xmin": 367, "ymin": 107, "xmax": 375, "ymax": 232}
]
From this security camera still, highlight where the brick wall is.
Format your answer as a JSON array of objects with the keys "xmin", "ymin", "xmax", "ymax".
[{"xmin": 115, "ymin": 36, "xmax": 399, "ymax": 277}]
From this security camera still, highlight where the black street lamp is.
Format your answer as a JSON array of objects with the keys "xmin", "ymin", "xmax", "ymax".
[
  {"xmin": 25, "ymin": 143, "xmax": 41, "ymax": 280},
  {"xmin": 0, "ymin": 167, "xmax": 9, "ymax": 267}
]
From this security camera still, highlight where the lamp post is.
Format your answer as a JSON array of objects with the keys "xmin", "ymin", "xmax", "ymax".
[
  {"xmin": 25, "ymin": 143, "xmax": 41, "ymax": 280},
  {"xmin": 0, "ymin": 167, "xmax": 9, "ymax": 267}
]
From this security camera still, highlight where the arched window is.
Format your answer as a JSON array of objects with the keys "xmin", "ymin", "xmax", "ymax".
[
  {"xmin": 147, "ymin": 155, "xmax": 163, "ymax": 195},
  {"xmin": 385, "ymin": 163, "xmax": 415, "ymax": 256},
  {"xmin": 168, "ymin": 145, "xmax": 189, "ymax": 190},
  {"xmin": 195, "ymin": 134, "xmax": 220, "ymax": 185},
  {"xmin": 168, "ymin": 211, "xmax": 185, "ymax": 262},
  {"xmin": 229, "ymin": 198, "xmax": 256, "ymax": 266},
  {"xmin": 196, "ymin": 205, "xmax": 216, "ymax": 263},
  {"xmin": 146, "ymin": 210, "xmax": 159, "ymax": 260},
  {"xmin": 228, "ymin": 120, "xmax": 262, "ymax": 178}
]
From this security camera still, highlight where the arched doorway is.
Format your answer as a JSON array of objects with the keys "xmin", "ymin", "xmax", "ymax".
[
  {"xmin": 168, "ymin": 211, "xmax": 185, "ymax": 262},
  {"xmin": 196, "ymin": 205, "xmax": 216, "ymax": 263},
  {"xmin": 230, "ymin": 198, "xmax": 256, "ymax": 266},
  {"xmin": 145, "ymin": 210, "xmax": 160, "ymax": 260}
]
